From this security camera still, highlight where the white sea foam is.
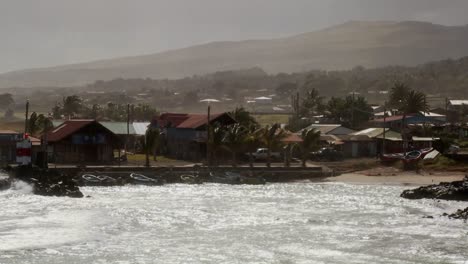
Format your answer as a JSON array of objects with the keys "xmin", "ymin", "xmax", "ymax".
[
  {"xmin": 0, "ymin": 183, "xmax": 466, "ymax": 263},
  {"xmin": 10, "ymin": 180, "xmax": 34, "ymax": 194}
]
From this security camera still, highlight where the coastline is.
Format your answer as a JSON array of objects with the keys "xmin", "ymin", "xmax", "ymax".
[{"xmin": 325, "ymin": 169, "xmax": 466, "ymax": 186}]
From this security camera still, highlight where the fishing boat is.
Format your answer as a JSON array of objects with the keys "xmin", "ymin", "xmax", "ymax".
[
  {"xmin": 180, "ymin": 174, "xmax": 202, "ymax": 184},
  {"xmin": 129, "ymin": 173, "xmax": 163, "ymax": 186},
  {"xmin": 381, "ymin": 148, "xmax": 433, "ymax": 163},
  {"xmin": 81, "ymin": 174, "xmax": 103, "ymax": 186},
  {"xmin": 97, "ymin": 175, "xmax": 118, "ymax": 185}
]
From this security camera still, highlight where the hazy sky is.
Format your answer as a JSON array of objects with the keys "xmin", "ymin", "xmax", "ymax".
[{"xmin": 1, "ymin": 0, "xmax": 468, "ymax": 73}]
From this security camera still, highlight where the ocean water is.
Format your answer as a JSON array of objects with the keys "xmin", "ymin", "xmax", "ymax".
[{"xmin": 0, "ymin": 179, "xmax": 467, "ymax": 264}]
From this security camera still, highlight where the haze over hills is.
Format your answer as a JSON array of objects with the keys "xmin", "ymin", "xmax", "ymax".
[{"xmin": 2, "ymin": 20, "xmax": 468, "ymax": 88}]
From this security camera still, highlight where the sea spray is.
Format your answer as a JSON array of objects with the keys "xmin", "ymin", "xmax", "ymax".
[{"xmin": 10, "ymin": 180, "xmax": 34, "ymax": 194}]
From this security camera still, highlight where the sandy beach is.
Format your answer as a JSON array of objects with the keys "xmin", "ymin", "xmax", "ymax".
[{"xmin": 326, "ymin": 166, "xmax": 466, "ymax": 186}]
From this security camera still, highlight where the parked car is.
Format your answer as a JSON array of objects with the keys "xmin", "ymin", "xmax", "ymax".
[
  {"xmin": 251, "ymin": 148, "xmax": 282, "ymax": 161},
  {"xmin": 310, "ymin": 147, "xmax": 344, "ymax": 161}
]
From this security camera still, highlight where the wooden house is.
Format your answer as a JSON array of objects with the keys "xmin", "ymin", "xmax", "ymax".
[
  {"xmin": 46, "ymin": 120, "xmax": 120, "ymax": 164},
  {"xmin": 151, "ymin": 112, "xmax": 236, "ymax": 161}
]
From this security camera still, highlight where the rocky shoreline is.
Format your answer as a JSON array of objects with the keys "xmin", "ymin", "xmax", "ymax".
[
  {"xmin": 401, "ymin": 176, "xmax": 468, "ymax": 220},
  {"xmin": 6, "ymin": 166, "xmax": 84, "ymax": 198}
]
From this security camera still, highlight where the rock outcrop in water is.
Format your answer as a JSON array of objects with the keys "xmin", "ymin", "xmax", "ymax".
[
  {"xmin": 444, "ymin": 207, "xmax": 468, "ymax": 220},
  {"xmin": 400, "ymin": 176, "xmax": 468, "ymax": 201},
  {"xmin": 31, "ymin": 176, "xmax": 83, "ymax": 198},
  {"xmin": 12, "ymin": 166, "xmax": 83, "ymax": 198}
]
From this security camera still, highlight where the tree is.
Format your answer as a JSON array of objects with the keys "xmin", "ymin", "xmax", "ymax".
[
  {"xmin": 27, "ymin": 112, "xmax": 53, "ymax": 137},
  {"xmin": 142, "ymin": 128, "xmax": 160, "ymax": 167},
  {"xmin": 400, "ymin": 90, "xmax": 429, "ymax": 115},
  {"xmin": 326, "ymin": 95, "xmax": 372, "ymax": 129},
  {"xmin": 62, "ymin": 95, "xmax": 83, "ymax": 117},
  {"xmin": 228, "ymin": 107, "xmax": 258, "ymax": 128},
  {"xmin": 244, "ymin": 124, "xmax": 261, "ymax": 168},
  {"xmin": 298, "ymin": 128, "xmax": 321, "ymax": 167},
  {"xmin": 223, "ymin": 124, "xmax": 247, "ymax": 167},
  {"xmin": 389, "ymin": 82, "xmax": 410, "ymax": 110},
  {"xmin": 326, "ymin": 97, "xmax": 346, "ymax": 122},
  {"xmin": 344, "ymin": 95, "xmax": 373, "ymax": 129},
  {"xmin": 301, "ymin": 88, "xmax": 324, "ymax": 117},
  {"xmin": 258, "ymin": 124, "xmax": 287, "ymax": 167},
  {"xmin": 208, "ymin": 123, "xmax": 226, "ymax": 166},
  {"xmin": 52, "ymin": 103, "xmax": 62, "ymax": 119},
  {"xmin": 89, "ymin": 104, "xmax": 101, "ymax": 119}
]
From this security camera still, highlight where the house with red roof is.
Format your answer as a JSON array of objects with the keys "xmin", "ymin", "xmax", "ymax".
[
  {"xmin": 45, "ymin": 120, "xmax": 121, "ymax": 164},
  {"xmin": 151, "ymin": 112, "xmax": 236, "ymax": 160}
]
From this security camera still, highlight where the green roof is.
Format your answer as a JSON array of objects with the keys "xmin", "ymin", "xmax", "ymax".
[{"xmin": 100, "ymin": 122, "xmax": 136, "ymax": 135}]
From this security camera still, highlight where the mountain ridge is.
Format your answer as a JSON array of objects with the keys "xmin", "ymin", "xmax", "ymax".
[{"xmin": 2, "ymin": 20, "xmax": 468, "ymax": 88}]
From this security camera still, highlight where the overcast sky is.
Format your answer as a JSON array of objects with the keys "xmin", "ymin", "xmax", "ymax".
[{"xmin": 1, "ymin": 0, "xmax": 468, "ymax": 73}]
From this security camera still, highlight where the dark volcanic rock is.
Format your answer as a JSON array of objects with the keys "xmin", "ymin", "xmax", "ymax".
[
  {"xmin": 32, "ymin": 177, "xmax": 83, "ymax": 198},
  {"xmin": 0, "ymin": 178, "xmax": 10, "ymax": 191},
  {"xmin": 15, "ymin": 167, "xmax": 83, "ymax": 198},
  {"xmin": 400, "ymin": 177, "xmax": 468, "ymax": 201},
  {"xmin": 446, "ymin": 207, "xmax": 468, "ymax": 220}
]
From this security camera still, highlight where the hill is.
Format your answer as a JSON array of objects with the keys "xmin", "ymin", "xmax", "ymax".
[{"xmin": 1, "ymin": 21, "xmax": 468, "ymax": 88}]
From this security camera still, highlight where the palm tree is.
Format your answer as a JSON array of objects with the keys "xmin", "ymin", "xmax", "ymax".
[
  {"xmin": 244, "ymin": 124, "xmax": 261, "ymax": 168},
  {"xmin": 143, "ymin": 128, "xmax": 160, "ymax": 167},
  {"xmin": 228, "ymin": 107, "xmax": 258, "ymax": 128},
  {"xmin": 209, "ymin": 124, "xmax": 225, "ymax": 166},
  {"xmin": 298, "ymin": 128, "xmax": 321, "ymax": 167},
  {"xmin": 223, "ymin": 124, "xmax": 247, "ymax": 167},
  {"xmin": 401, "ymin": 90, "xmax": 429, "ymax": 115},
  {"xmin": 258, "ymin": 124, "xmax": 287, "ymax": 168},
  {"xmin": 389, "ymin": 82, "xmax": 410, "ymax": 108},
  {"xmin": 393, "ymin": 88, "xmax": 428, "ymax": 155}
]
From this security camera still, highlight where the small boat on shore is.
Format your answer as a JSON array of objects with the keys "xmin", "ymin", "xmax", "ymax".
[
  {"xmin": 180, "ymin": 174, "xmax": 202, "ymax": 184},
  {"xmin": 381, "ymin": 148, "xmax": 433, "ymax": 163},
  {"xmin": 129, "ymin": 173, "xmax": 163, "ymax": 186},
  {"xmin": 81, "ymin": 174, "xmax": 103, "ymax": 186},
  {"xmin": 80, "ymin": 174, "xmax": 122, "ymax": 186}
]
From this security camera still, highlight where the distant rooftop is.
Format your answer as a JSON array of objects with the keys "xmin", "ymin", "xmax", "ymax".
[{"xmin": 449, "ymin": 100, "xmax": 468, "ymax": 106}]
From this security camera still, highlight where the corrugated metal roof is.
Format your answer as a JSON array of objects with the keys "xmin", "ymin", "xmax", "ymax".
[
  {"xmin": 47, "ymin": 120, "xmax": 94, "ymax": 142},
  {"xmin": 153, "ymin": 112, "xmax": 232, "ymax": 129},
  {"xmin": 303, "ymin": 124, "xmax": 341, "ymax": 135},
  {"xmin": 353, "ymin": 128, "xmax": 391, "ymax": 138},
  {"xmin": 133, "ymin": 122, "xmax": 149, "ymax": 135},
  {"xmin": 100, "ymin": 122, "xmax": 136, "ymax": 135},
  {"xmin": 449, "ymin": 100, "xmax": 468, "ymax": 106}
]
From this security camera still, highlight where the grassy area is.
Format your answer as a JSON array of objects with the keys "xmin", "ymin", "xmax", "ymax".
[
  {"xmin": 422, "ymin": 156, "xmax": 467, "ymax": 172},
  {"xmin": 253, "ymin": 114, "xmax": 290, "ymax": 126},
  {"xmin": 126, "ymin": 153, "xmax": 193, "ymax": 166}
]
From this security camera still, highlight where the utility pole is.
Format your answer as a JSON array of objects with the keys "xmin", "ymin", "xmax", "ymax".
[
  {"xmin": 206, "ymin": 105, "xmax": 211, "ymax": 166},
  {"xmin": 24, "ymin": 100, "xmax": 29, "ymax": 135},
  {"xmin": 382, "ymin": 101, "xmax": 387, "ymax": 156},
  {"xmin": 126, "ymin": 103, "xmax": 130, "ymax": 154},
  {"xmin": 351, "ymin": 92, "xmax": 355, "ymax": 128}
]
